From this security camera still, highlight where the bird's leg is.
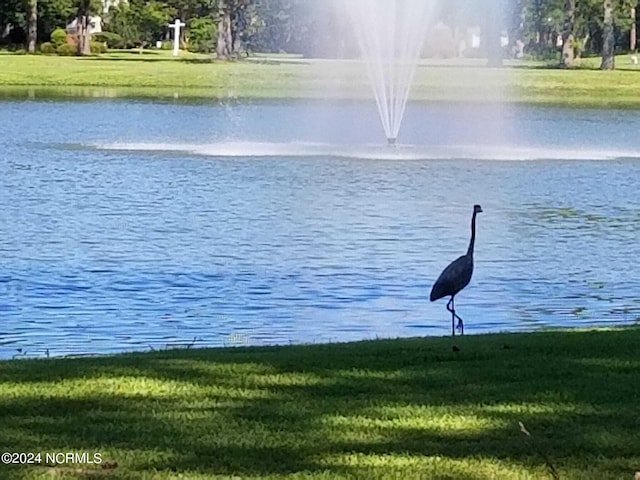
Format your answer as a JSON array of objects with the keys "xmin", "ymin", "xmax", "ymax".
[
  {"xmin": 446, "ymin": 297, "xmax": 455, "ymax": 336},
  {"xmin": 451, "ymin": 297, "xmax": 464, "ymax": 335}
]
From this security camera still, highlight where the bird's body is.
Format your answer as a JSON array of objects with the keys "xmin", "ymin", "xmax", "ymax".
[
  {"xmin": 430, "ymin": 205, "xmax": 482, "ymax": 335},
  {"xmin": 430, "ymin": 254, "xmax": 473, "ymax": 302}
]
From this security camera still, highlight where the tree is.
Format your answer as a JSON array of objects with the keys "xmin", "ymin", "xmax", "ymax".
[
  {"xmin": 484, "ymin": 0, "xmax": 504, "ymax": 66},
  {"xmin": 168, "ymin": 0, "xmax": 215, "ymax": 24},
  {"xmin": 160, "ymin": 0, "xmax": 216, "ymax": 52},
  {"xmin": 560, "ymin": 0, "xmax": 576, "ymax": 66},
  {"xmin": 506, "ymin": 0, "xmax": 526, "ymax": 56},
  {"xmin": 75, "ymin": 0, "xmax": 94, "ymax": 55},
  {"xmin": 600, "ymin": 0, "xmax": 615, "ymax": 69},
  {"xmin": 105, "ymin": 1, "xmax": 174, "ymax": 49},
  {"xmin": 26, "ymin": 0, "xmax": 37, "ymax": 53},
  {"xmin": 631, "ymin": 1, "xmax": 637, "ymax": 51},
  {"xmin": 106, "ymin": 4, "xmax": 141, "ymax": 48},
  {"xmin": 188, "ymin": 15, "xmax": 216, "ymax": 52},
  {"xmin": 247, "ymin": 0, "xmax": 296, "ymax": 53},
  {"xmin": 138, "ymin": 1, "xmax": 175, "ymax": 46},
  {"xmin": 1, "ymin": 0, "xmax": 23, "ymax": 43},
  {"xmin": 216, "ymin": 0, "xmax": 232, "ymax": 58},
  {"xmin": 216, "ymin": 0, "xmax": 255, "ymax": 59},
  {"xmin": 38, "ymin": 0, "xmax": 76, "ymax": 42},
  {"xmin": 248, "ymin": 0, "xmax": 348, "ymax": 57}
]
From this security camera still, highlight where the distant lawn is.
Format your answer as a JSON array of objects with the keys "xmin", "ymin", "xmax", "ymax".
[
  {"xmin": 1, "ymin": 50, "xmax": 640, "ymax": 107},
  {"xmin": 1, "ymin": 328, "xmax": 640, "ymax": 479}
]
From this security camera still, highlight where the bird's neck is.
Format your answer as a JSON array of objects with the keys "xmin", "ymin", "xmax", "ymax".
[{"xmin": 467, "ymin": 211, "xmax": 478, "ymax": 258}]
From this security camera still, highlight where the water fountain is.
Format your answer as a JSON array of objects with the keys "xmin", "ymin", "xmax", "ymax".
[{"xmin": 344, "ymin": 0, "xmax": 435, "ymax": 145}]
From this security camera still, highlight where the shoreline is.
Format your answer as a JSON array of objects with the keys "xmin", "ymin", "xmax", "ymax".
[
  {"xmin": 2, "ymin": 86, "xmax": 640, "ymax": 110},
  {"xmin": 2, "ymin": 52, "xmax": 640, "ymax": 108},
  {"xmin": 0, "ymin": 325, "xmax": 635, "ymax": 362}
]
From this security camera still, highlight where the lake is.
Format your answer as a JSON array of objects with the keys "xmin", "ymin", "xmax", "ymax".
[{"xmin": 1, "ymin": 99, "xmax": 639, "ymax": 358}]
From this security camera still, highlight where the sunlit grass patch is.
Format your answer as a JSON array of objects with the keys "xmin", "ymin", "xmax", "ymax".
[{"xmin": 322, "ymin": 407, "xmax": 505, "ymax": 434}]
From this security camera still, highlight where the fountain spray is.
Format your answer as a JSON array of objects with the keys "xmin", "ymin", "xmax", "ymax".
[{"xmin": 345, "ymin": 0, "xmax": 433, "ymax": 143}]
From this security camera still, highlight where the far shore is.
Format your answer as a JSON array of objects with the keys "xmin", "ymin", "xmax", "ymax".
[{"xmin": 2, "ymin": 50, "xmax": 640, "ymax": 107}]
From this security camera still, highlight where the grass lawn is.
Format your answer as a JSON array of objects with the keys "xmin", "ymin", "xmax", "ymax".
[
  {"xmin": 2, "ymin": 50, "xmax": 640, "ymax": 107},
  {"xmin": 1, "ymin": 328, "xmax": 639, "ymax": 479}
]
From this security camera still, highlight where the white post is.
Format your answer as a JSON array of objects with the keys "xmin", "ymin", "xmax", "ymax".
[{"xmin": 168, "ymin": 19, "xmax": 186, "ymax": 57}]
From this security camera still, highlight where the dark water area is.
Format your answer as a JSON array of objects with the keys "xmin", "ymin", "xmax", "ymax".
[{"xmin": 1, "ymin": 99, "xmax": 639, "ymax": 358}]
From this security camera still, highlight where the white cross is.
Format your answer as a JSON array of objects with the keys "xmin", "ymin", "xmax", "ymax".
[{"xmin": 168, "ymin": 19, "xmax": 186, "ymax": 57}]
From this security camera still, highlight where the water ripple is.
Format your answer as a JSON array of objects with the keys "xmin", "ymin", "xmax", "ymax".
[{"xmin": 1, "ymin": 100, "xmax": 640, "ymax": 358}]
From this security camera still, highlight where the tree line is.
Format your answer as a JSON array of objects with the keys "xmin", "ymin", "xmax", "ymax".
[{"xmin": 1, "ymin": 0, "xmax": 637, "ymax": 68}]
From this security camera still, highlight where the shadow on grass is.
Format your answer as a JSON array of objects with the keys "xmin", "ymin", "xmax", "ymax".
[
  {"xmin": 507, "ymin": 62, "xmax": 640, "ymax": 72},
  {"xmin": 90, "ymin": 49, "xmax": 163, "ymax": 56},
  {"xmin": 77, "ymin": 57, "xmax": 217, "ymax": 64},
  {"xmin": 74, "ymin": 54, "xmax": 310, "ymax": 66},
  {"xmin": 1, "ymin": 329, "xmax": 640, "ymax": 479}
]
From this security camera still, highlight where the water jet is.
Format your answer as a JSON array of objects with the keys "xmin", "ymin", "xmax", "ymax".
[{"xmin": 344, "ymin": 0, "xmax": 434, "ymax": 144}]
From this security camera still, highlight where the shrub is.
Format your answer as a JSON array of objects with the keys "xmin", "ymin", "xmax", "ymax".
[
  {"xmin": 56, "ymin": 43, "xmax": 76, "ymax": 56},
  {"xmin": 523, "ymin": 45, "xmax": 561, "ymax": 62},
  {"xmin": 51, "ymin": 28, "xmax": 68, "ymax": 47},
  {"xmin": 187, "ymin": 17, "xmax": 216, "ymax": 53},
  {"xmin": 92, "ymin": 32, "xmax": 123, "ymax": 49},
  {"xmin": 40, "ymin": 42, "xmax": 56, "ymax": 54},
  {"xmin": 90, "ymin": 41, "xmax": 108, "ymax": 54}
]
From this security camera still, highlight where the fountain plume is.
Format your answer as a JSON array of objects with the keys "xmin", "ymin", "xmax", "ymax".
[{"xmin": 345, "ymin": 0, "xmax": 434, "ymax": 144}]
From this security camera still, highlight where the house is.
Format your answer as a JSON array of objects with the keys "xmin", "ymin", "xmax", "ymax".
[{"xmin": 66, "ymin": 16, "xmax": 103, "ymax": 35}]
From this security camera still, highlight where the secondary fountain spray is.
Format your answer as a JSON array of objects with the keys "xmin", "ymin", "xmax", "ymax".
[{"xmin": 344, "ymin": 0, "xmax": 434, "ymax": 145}]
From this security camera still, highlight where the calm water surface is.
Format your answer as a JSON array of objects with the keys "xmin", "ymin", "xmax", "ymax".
[{"xmin": 1, "ymin": 99, "xmax": 639, "ymax": 358}]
